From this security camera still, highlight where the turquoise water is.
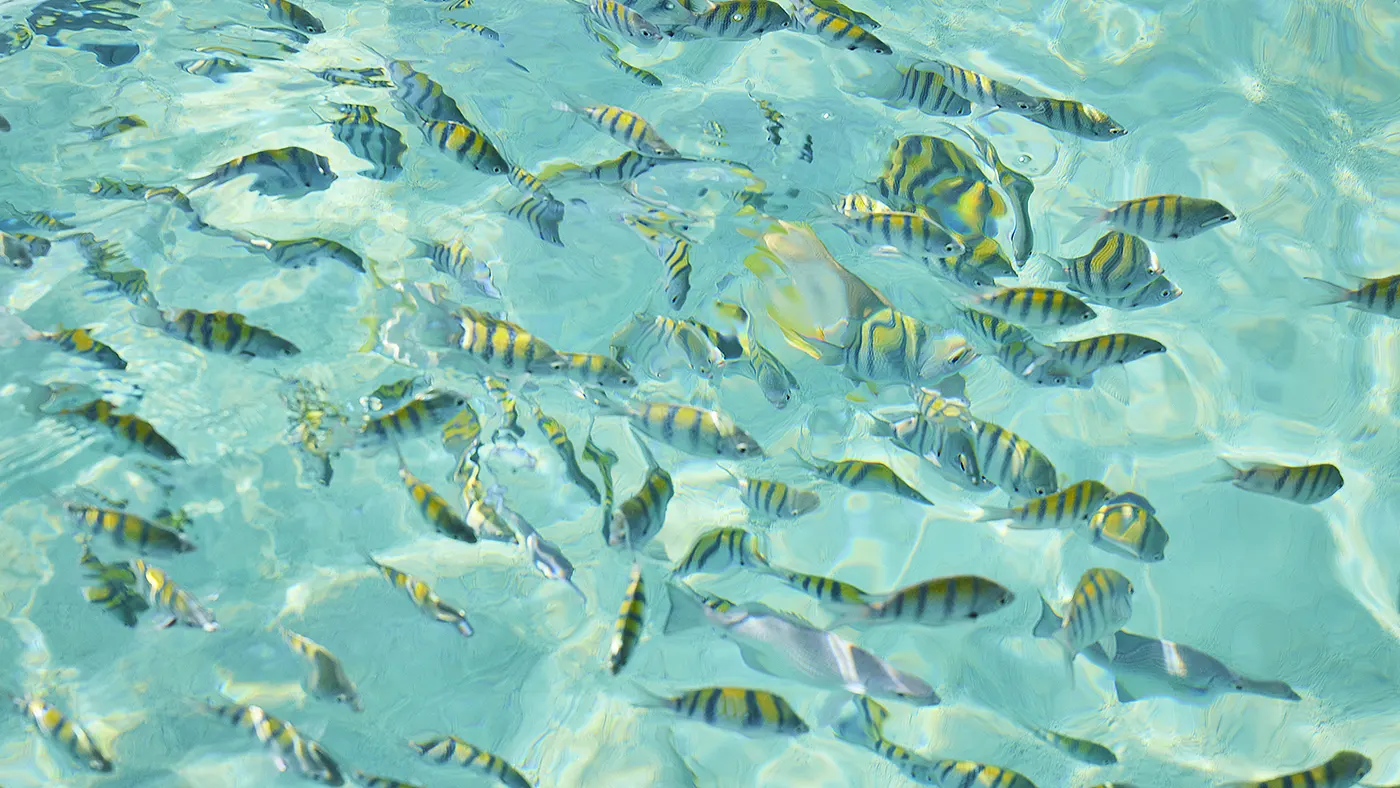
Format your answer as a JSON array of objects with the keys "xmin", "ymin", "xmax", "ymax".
[{"xmin": 2, "ymin": 0, "xmax": 1399, "ymax": 785}]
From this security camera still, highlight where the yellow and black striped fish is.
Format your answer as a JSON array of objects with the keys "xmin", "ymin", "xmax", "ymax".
[
  {"xmin": 398, "ymin": 457, "xmax": 478, "ymax": 543},
  {"xmin": 529, "ymin": 401, "xmax": 601, "ymax": 503},
  {"xmin": 568, "ymin": 151, "xmax": 679, "ymax": 183},
  {"xmin": 413, "ymin": 735, "xmax": 532, "ymax": 788},
  {"xmin": 673, "ymin": 527, "xmax": 770, "ymax": 576},
  {"xmin": 978, "ymin": 480, "xmax": 1114, "ymax": 529},
  {"xmin": 453, "ymin": 307, "xmax": 569, "ymax": 374},
  {"xmin": 356, "ymin": 392, "xmax": 472, "ymax": 448},
  {"xmin": 14, "ymin": 696, "xmax": 112, "ymax": 772},
  {"xmin": 608, "ymin": 462, "xmax": 673, "ymax": 549},
  {"xmin": 366, "ymin": 555, "xmax": 474, "ymax": 636},
  {"xmin": 1085, "ymin": 492, "xmax": 1169, "ymax": 562},
  {"xmin": 558, "ymin": 352, "xmax": 636, "ymax": 391},
  {"xmin": 444, "ymin": 19, "xmax": 500, "ymax": 41},
  {"xmin": 731, "ymin": 476, "xmax": 820, "ymax": 519},
  {"xmin": 587, "ymin": 0, "xmax": 664, "ymax": 45},
  {"xmin": 420, "ymin": 118, "xmax": 509, "ymax": 175},
  {"xmin": 1040, "ymin": 333, "xmax": 1165, "ymax": 377},
  {"xmin": 327, "ymin": 103, "xmax": 405, "ymax": 181},
  {"xmin": 968, "ymin": 417, "xmax": 1058, "ymax": 498},
  {"xmin": 78, "ymin": 543, "xmax": 148, "ymax": 626},
  {"xmin": 132, "ymin": 558, "xmax": 219, "ymax": 631},
  {"xmin": 874, "ymin": 134, "xmax": 999, "ymax": 210},
  {"xmin": 1307, "ymin": 274, "xmax": 1400, "ymax": 319},
  {"xmin": 245, "ymin": 236, "xmax": 365, "ymax": 272},
  {"xmin": 64, "ymin": 502, "xmax": 196, "ymax": 554},
  {"xmin": 190, "ymin": 146, "xmax": 336, "ymax": 197},
  {"xmin": 1059, "ymin": 231, "xmax": 1162, "ymax": 299},
  {"xmin": 55, "ymin": 399, "xmax": 184, "ymax": 460},
  {"xmin": 776, "ymin": 569, "xmax": 871, "ymax": 607},
  {"xmin": 919, "ymin": 59, "xmax": 1043, "ymax": 113},
  {"xmin": 409, "ymin": 239, "xmax": 500, "ymax": 298},
  {"xmin": 805, "ymin": 306, "xmax": 977, "ymax": 387},
  {"xmin": 1216, "ymin": 460, "xmax": 1343, "ymax": 504},
  {"xmin": 79, "ymin": 114, "xmax": 145, "ymax": 141},
  {"xmin": 836, "ymin": 207, "xmax": 964, "ymax": 259},
  {"xmin": 482, "ymin": 375, "xmax": 526, "ymax": 442},
  {"xmin": 507, "ymin": 196, "xmax": 566, "ymax": 247},
  {"xmin": 853, "ymin": 576, "xmax": 1015, "ymax": 626},
  {"xmin": 1023, "ymin": 97, "xmax": 1127, "ymax": 141},
  {"xmin": 595, "ymin": 395, "xmax": 762, "ymax": 460},
  {"xmin": 623, "ymin": 214, "xmax": 692, "ymax": 309},
  {"xmin": 606, "ymin": 561, "xmax": 646, "ymax": 674},
  {"xmin": 440, "ymin": 404, "xmax": 482, "ymax": 456},
  {"xmin": 1024, "ymin": 725, "xmax": 1116, "ymax": 765},
  {"xmin": 177, "ymin": 57, "xmax": 253, "ymax": 82},
  {"xmin": 384, "ymin": 58, "xmax": 468, "ymax": 124},
  {"xmin": 506, "ymin": 165, "xmax": 557, "ymax": 203},
  {"xmin": 139, "ymin": 307, "xmax": 300, "ymax": 358},
  {"xmin": 667, "ymin": 0, "xmax": 792, "ymax": 40},
  {"xmin": 143, "ymin": 185, "xmax": 204, "ymax": 227},
  {"xmin": 883, "ymin": 63, "xmax": 971, "ymax": 116},
  {"xmin": 207, "ymin": 701, "xmax": 344, "ymax": 785},
  {"xmin": 1220, "ymin": 751, "xmax": 1371, "ymax": 788},
  {"xmin": 1068, "ymin": 194, "xmax": 1236, "ymax": 243},
  {"xmin": 555, "ymin": 102, "xmax": 679, "ymax": 158},
  {"xmin": 956, "ymin": 307, "xmax": 1033, "ymax": 349},
  {"xmin": 605, "ymin": 52, "xmax": 662, "ymax": 86},
  {"xmin": 281, "ymin": 627, "xmax": 362, "ymax": 711},
  {"xmin": 972, "ymin": 287, "xmax": 1096, "ymax": 328},
  {"xmin": 799, "ymin": 455, "xmax": 933, "ymax": 506},
  {"xmin": 37, "ymin": 326, "xmax": 126, "ymax": 369},
  {"xmin": 610, "ymin": 313, "xmax": 726, "ymax": 379},
  {"xmin": 582, "ymin": 433, "xmax": 619, "ymax": 532},
  {"xmin": 790, "ymin": 0, "xmax": 889, "ymax": 53},
  {"xmin": 906, "ymin": 759, "xmax": 1039, "ymax": 788},
  {"xmin": 310, "ymin": 66, "xmax": 392, "ymax": 87},
  {"xmin": 364, "ymin": 375, "xmax": 433, "ymax": 412},
  {"xmin": 646, "ymin": 687, "xmax": 809, "ymax": 736},
  {"xmin": 87, "ymin": 177, "xmax": 148, "ymax": 199},
  {"xmin": 263, "ymin": 0, "xmax": 324, "ymax": 33},
  {"xmin": 1046, "ymin": 567, "xmax": 1134, "ymax": 660}
]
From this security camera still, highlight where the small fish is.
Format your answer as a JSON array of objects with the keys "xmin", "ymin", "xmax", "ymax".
[
  {"xmin": 1085, "ymin": 492, "xmax": 1168, "ymax": 562},
  {"xmin": 64, "ymin": 502, "xmax": 196, "ymax": 555},
  {"xmin": 311, "ymin": 66, "xmax": 393, "ymax": 87},
  {"xmin": 790, "ymin": 0, "xmax": 890, "ymax": 53},
  {"xmin": 1214, "ymin": 460, "xmax": 1344, "ymax": 504},
  {"xmin": 617, "ymin": 0, "xmax": 697, "ymax": 25},
  {"xmin": 413, "ymin": 735, "xmax": 531, "ymax": 788},
  {"xmin": 264, "ymin": 0, "xmax": 325, "ymax": 34},
  {"xmin": 834, "ymin": 696, "xmax": 931, "ymax": 768},
  {"xmin": 624, "ymin": 215, "xmax": 693, "ymax": 310},
  {"xmin": 848, "ymin": 576, "xmax": 1015, "ymax": 626},
  {"xmin": 79, "ymin": 114, "xmax": 146, "ymax": 140},
  {"xmin": 729, "ymin": 475, "xmax": 820, "ymax": 519},
  {"xmin": 1306, "ymin": 274, "xmax": 1400, "ymax": 319},
  {"xmin": 610, "ymin": 313, "xmax": 725, "ymax": 379},
  {"xmin": 1220, "ymin": 751, "xmax": 1371, "ymax": 788},
  {"xmin": 555, "ymin": 102, "xmax": 680, "ymax": 158},
  {"xmin": 383, "ymin": 58, "xmax": 468, "ymax": 124},
  {"xmin": 774, "ymin": 569, "xmax": 871, "ymax": 607},
  {"xmin": 673, "ymin": 527, "xmax": 770, "ymax": 576},
  {"xmin": 208, "ymin": 702, "xmax": 344, "ymax": 784},
  {"xmin": 1035, "ymin": 333, "xmax": 1165, "ymax": 377},
  {"xmin": 588, "ymin": 0, "xmax": 665, "ymax": 45},
  {"xmin": 835, "ymin": 208, "xmax": 965, "ymax": 259},
  {"xmin": 690, "ymin": 318, "xmax": 745, "ymax": 361},
  {"xmin": 508, "ymin": 196, "xmax": 566, "ymax": 247},
  {"xmin": 420, "ymin": 118, "xmax": 509, "ymax": 175},
  {"xmin": 882, "ymin": 63, "xmax": 971, "ymax": 117},
  {"xmin": 135, "ymin": 307, "xmax": 299, "ymax": 358},
  {"xmin": 133, "ymin": 558, "xmax": 219, "ymax": 631},
  {"xmin": 666, "ymin": 1, "xmax": 792, "ymax": 40},
  {"xmin": 13, "ymin": 696, "xmax": 112, "ymax": 772},
  {"xmin": 55, "ymin": 399, "xmax": 183, "ymax": 461},
  {"xmin": 1041, "ymin": 567, "xmax": 1134, "ymax": 665},
  {"xmin": 86, "ymin": 177, "xmax": 149, "ymax": 199},
  {"xmin": 918, "ymin": 59, "xmax": 1044, "ymax": 112},
  {"xmin": 190, "ymin": 147, "xmax": 337, "ymax": 197},
  {"xmin": 505, "ymin": 166, "xmax": 557, "ymax": 203},
  {"xmin": 327, "ymin": 103, "xmax": 406, "ymax": 181},
  {"xmin": 607, "ymin": 561, "xmax": 646, "ymax": 674},
  {"xmin": 1061, "ymin": 231, "xmax": 1162, "ymax": 299},
  {"xmin": 558, "ymin": 352, "xmax": 636, "ymax": 390},
  {"xmin": 409, "ymin": 239, "xmax": 500, "ymax": 298},
  {"xmin": 451, "ymin": 307, "xmax": 568, "ymax": 374},
  {"xmin": 957, "ymin": 307, "xmax": 1033, "ymax": 349},
  {"xmin": 356, "ymin": 392, "xmax": 473, "ymax": 448},
  {"xmin": 482, "ymin": 376, "xmax": 526, "ymax": 442},
  {"xmin": 499, "ymin": 507, "xmax": 586, "ymax": 601},
  {"xmin": 801, "ymin": 306, "xmax": 977, "ymax": 388},
  {"xmin": 77, "ymin": 544, "xmax": 148, "ymax": 626},
  {"xmin": 36, "ymin": 326, "xmax": 127, "ymax": 370},
  {"xmin": 968, "ymin": 417, "xmax": 1058, "ymax": 498},
  {"xmin": 440, "ymin": 405, "xmax": 482, "ymax": 456},
  {"xmin": 398, "ymin": 456, "xmax": 478, "ymax": 543},
  {"xmin": 798, "ymin": 455, "xmax": 932, "ymax": 505},
  {"xmin": 1085, "ymin": 273, "xmax": 1183, "ymax": 311},
  {"xmin": 1022, "ymin": 97, "xmax": 1127, "ymax": 141},
  {"xmin": 972, "ymin": 287, "xmax": 1096, "ymax": 328},
  {"xmin": 445, "ymin": 19, "xmax": 500, "ymax": 41},
  {"xmin": 808, "ymin": 0, "xmax": 879, "ymax": 28},
  {"xmin": 978, "ymin": 480, "xmax": 1114, "ymax": 529},
  {"xmin": 1024, "ymin": 725, "xmax": 1116, "ymax": 765},
  {"xmin": 144, "ymin": 186, "xmax": 203, "ymax": 225},
  {"xmin": 644, "ymin": 687, "xmax": 808, "ymax": 736},
  {"xmin": 583, "ymin": 433, "xmax": 620, "ymax": 531},
  {"xmin": 607, "ymin": 459, "xmax": 674, "ymax": 549},
  {"xmin": 178, "ymin": 57, "xmax": 253, "ymax": 82},
  {"xmin": 1066, "ymin": 194, "xmax": 1236, "ymax": 243},
  {"xmin": 605, "ymin": 52, "xmax": 662, "ymax": 86},
  {"xmin": 591, "ymin": 394, "xmax": 762, "ymax": 459},
  {"xmin": 280, "ymin": 628, "xmax": 362, "ymax": 711},
  {"xmin": 907, "ymin": 759, "xmax": 1039, "ymax": 788},
  {"xmin": 245, "ymin": 236, "xmax": 365, "ymax": 272},
  {"xmin": 364, "ymin": 375, "xmax": 433, "ymax": 412},
  {"xmin": 528, "ymin": 400, "xmax": 602, "ymax": 503},
  {"xmin": 366, "ymin": 555, "xmax": 473, "ymax": 636},
  {"xmin": 1070, "ymin": 628, "xmax": 1301, "ymax": 704}
]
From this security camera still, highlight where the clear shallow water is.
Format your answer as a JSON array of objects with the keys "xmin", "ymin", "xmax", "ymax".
[{"xmin": 0, "ymin": 0, "xmax": 1398, "ymax": 786}]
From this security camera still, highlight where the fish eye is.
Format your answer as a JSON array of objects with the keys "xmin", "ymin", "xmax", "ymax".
[
  {"xmin": 731, "ymin": 11, "xmax": 744, "ymax": 20},
  {"xmin": 1035, "ymin": 486, "xmax": 1048, "ymax": 495},
  {"xmin": 1161, "ymin": 288, "xmax": 1172, "ymax": 297},
  {"xmin": 944, "ymin": 242, "xmax": 959, "ymax": 253}
]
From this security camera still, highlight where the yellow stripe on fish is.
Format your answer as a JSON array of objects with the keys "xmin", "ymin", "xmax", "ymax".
[
  {"xmin": 14, "ymin": 696, "xmax": 112, "ymax": 772},
  {"xmin": 1053, "ymin": 567, "xmax": 1134, "ymax": 657},
  {"xmin": 420, "ymin": 119, "xmax": 509, "ymax": 175},
  {"xmin": 384, "ymin": 59, "xmax": 468, "ymax": 124},
  {"xmin": 968, "ymin": 417, "xmax": 1058, "ymax": 498},
  {"xmin": 732, "ymin": 476, "xmax": 820, "ymax": 518},
  {"xmin": 145, "ymin": 308, "xmax": 300, "ymax": 358},
  {"xmin": 64, "ymin": 502, "xmax": 196, "ymax": 554},
  {"xmin": 357, "ymin": 392, "xmax": 472, "ymax": 448},
  {"xmin": 1085, "ymin": 492, "xmax": 1169, "ymax": 562},
  {"xmin": 132, "ymin": 558, "xmax": 219, "ymax": 631},
  {"xmin": 607, "ymin": 561, "xmax": 646, "ymax": 674},
  {"xmin": 669, "ymin": 0, "xmax": 792, "ymax": 40},
  {"xmin": 886, "ymin": 63, "xmax": 972, "ymax": 116},
  {"xmin": 800, "ymin": 455, "xmax": 932, "ymax": 505},
  {"xmin": 38, "ymin": 326, "xmax": 126, "ymax": 369},
  {"xmin": 978, "ymin": 480, "xmax": 1113, "ymax": 529},
  {"xmin": 556, "ymin": 102, "xmax": 679, "ymax": 158},
  {"xmin": 413, "ymin": 735, "xmax": 532, "ymax": 788},
  {"xmin": 1070, "ymin": 194, "xmax": 1236, "ymax": 243},
  {"xmin": 919, "ymin": 59, "xmax": 1043, "ymax": 112},
  {"xmin": 328, "ymin": 103, "xmax": 406, "ymax": 181},
  {"xmin": 972, "ymin": 287, "xmax": 1096, "ymax": 328},
  {"xmin": 1025, "ymin": 725, "xmax": 1116, "ymax": 765},
  {"xmin": 483, "ymin": 375, "xmax": 526, "ymax": 441},
  {"xmin": 263, "ymin": 0, "xmax": 324, "ymax": 33},
  {"xmin": 440, "ymin": 405, "xmax": 482, "ymax": 456},
  {"xmin": 907, "ymin": 759, "xmax": 1039, "ymax": 788},
  {"xmin": 1060, "ymin": 231, "xmax": 1162, "ymax": 298},
  {"xmin": 399, "ymin": 459, "xmax": 478, "ymax": 543},
  {"xmin": 856, "ymin": 576, "xmax": 1014, "ymax": 625},
  {"xmin": 507, "ymin": 196, "xmax": 566, "ymax": 247},
  {"xmin": 280, "ymin": 628, "xmax": 362, "ymax": 711},
  {"xmin": 1220, "ymin": 751, "xmax": 1371, "ymax": 788},
  {"xmin": 673, "ymin": 527, "xmax": 770, "ymax": 576},
  {"xmin": 558, "ymin": 352, "xmax": 636, "ymax": 390},
  {"xmin": 776, "ymin": 569, "xmax": 871, "ymax": 606},
  {"xmin": 1023, "ymin": 97, "xmax": 1127, "ymax": 141},
  {"xmin": 529, "ymin": 401, "xmax": 602, "ymax": 503},
  {"xmin": 452, "ymin": 307, "xmax": 568, "ymax": 374},
  {"xmin": 367, "ymin": 555, "xmax": 473, "ymax": 636},
  {"xmin": 587, "ymin": 0, "xmax": 664, "ymax": 44},
  {"xmin": 55, "ymin": 399, "xmax": 183, "ymax": 460},
  {"xmin": 790, "ymin": 0, "xmax": 889, "ymax": 53},
  {"xmin": 608, "ymin": 464, "xmax": 673, "ymax": 548},
  {"xmin": 1217, "ymin": 460, "xmax": 1343, "ymax": 504},
  {"xmin": 649, "ymin": 687, "xmax": 809, "ymax": 735},
  {"xmin": 1307, "ymin": 273, "xmax": 1400, "ymax": 319}
]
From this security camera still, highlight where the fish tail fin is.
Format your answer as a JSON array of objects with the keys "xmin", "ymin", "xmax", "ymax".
[
  {"xmin": 661, "ymin": 581, "xmax": 708, "ymax": 634},
  {"xmin": 1302, "ymin": 277, "xmax": 1353, "ymax": 307},
  {"xmin": 129, "ymin": 304, "xmax": 165, "ymax": 330},
  {"xmin": 1032, "ymin": 595, "xmax": 1062, "ymax": 638},
  {"xmin": 1207, "ymin": 458, "xmax": 1242, "ymax": 484},
  {"xmin": 1061, "ymin": 206, "xmax": 1106, "ymax": 245},
  {"xmin": 975, "ymin": 505, "xmax": 1013, "ymax": 522},
  {"xmin": 406, "ymin": 238, "xmax": 434, "ymax": 260}
]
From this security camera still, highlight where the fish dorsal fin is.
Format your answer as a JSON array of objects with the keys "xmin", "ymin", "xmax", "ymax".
[{"xmin": 1107, "ymin": 491, "xmax": 1154, "ymax": 513}]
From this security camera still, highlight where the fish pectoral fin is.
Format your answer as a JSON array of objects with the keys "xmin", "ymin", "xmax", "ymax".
[
  {"xmin": 1099, "ymin": 635, "xmax": 1118, "ymax": 661},
  {"xmin": 813, "ymin": 691, "xmax": 855, "ymax": 730}
]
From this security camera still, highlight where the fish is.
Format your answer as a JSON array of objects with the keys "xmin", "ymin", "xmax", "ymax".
[
  {"xmin": 607, "ymin": 561, "xmax": 646, "ymax": 674},
  {"xmin": 1214, "ymin": 460, "xmax": 1344, "ymax": 504},
  {"xmin": 617, "ymin": 0, "xmax": 697, "ymax": 24},
  {"xmin": 834, "ymin": 696, "xmax": 934, "ymax": 774},
  {"xmin": 528, "ymin": 400, "xmax": 602, "ymax": 503},
  {"xmin": 690, "ymin": 318, "xmax": 745, "ymax": 361},
  {"xmin": 505, "ymin": 166, "xmax": 557, "ymax": 203},
  {"xmin": 834, "ymin": 208, "xmax": 965, "ymax": 259},
  {"xmin": 799, "ymin": 306, "xmax": 977, "ymax": 387},
  {"xmin": 881, "ymin": 63, "xmax": 972, "ymax": 117},
  {"xmin": 77, "ymin": 544, "xmax": 148, "ymax": 626},
  {"xmin": 972, "ymin": 287, "xmax": 1097, "ymax": 328},
  {"xmin": 177, "ymin": 57, "xmax": 253, "ymax": 82},
  {"xmin": 1022, "ymin": 97, "xmax": 1127, "ymax": 141},
  {"xmin": 409, "ymin": 239, "xmax": 500, "ymax": 298},
  {"xmin": 642, "ymin": 686, "xmax": 808, "ymax": 736},
  {"xmin": 190, "ymin": 147, "xmax": 337, "ymax": 197},
  {"xmin": 366, "ymin": 555, "xmax": 473, "ymax": 636},
  {"xmin": 957, "ymin": 307, "xmax": 1033, "ymax": 349},
  {"xmin": 611, "ymin": 313, "xmax": 725, "ymax": 379},
  {"xmin": 847, "ymin": 576, "xmax": 1015, "ymax": 626},
  {"xmin": 243, "ymin": 236, "xmax": 365, "ymax": 272},
  {"xmin": 555, "ymin": 102, "xmax": 680, "ymax": 157},
  {"xmin": 398, "ymin": 456, "xmax": 479, "ymax": 543},
  {"xmin": 623, "ymin": 215, "xmax": 693, "ymax": 310},
  {"xmin": 800, "ymin": 453, "xmax": 933, "ymax": 505},
  {"xmin": 808, "ymin": 0, "xmax": 878, "ymax": 27},
  {"xmin": 673, "ymin": 527, "xmax": 771, "ymax": 576},
  {"xmin": 727, "ymin": 475, "xmax": 820, "ymax": 519},
  {"xmin": 1039, "ymin": 567, "xmax": 1134, "ymax": 666},
  {"xmin": 1, "ymin": 231, "xmax": 50, "ymax": 268},
  {"xmin": 547, "ymin": 151, "xmax": 679, "ymax": 183},
  {"xmin": 978, "ymin": 480, "xmax": 1114, "ymax": 529},
  {"xmin": 412, "ymin": 735, "xmax": 532, "ymax": 788},
  {"xmin": 144, "ymin": 186, "xmax": 204, "ymax": 226},
  {"xmin": 1219, "ymin": 751, "xmax": 1371, "ymax": 788},
  {"xmin": 13, "ymin": 696, "xmax": 112, "ymax": 772},
  {"xmin": 420, "ymin": 118, "xmax": 510, "ymax": 175},
  {"xmin": 665, "ymin": 1, "xmax": 792, "ymax": 40},
  {"xmin": 668, "ymin": 585, "xmax": 941, "ymax": 704},
  {"xmin": 327, "ymin": 103, "xmax": 406, "ymax": 181},
  {"xmin": 356, "ymin": 392, "xmax": 474, "ymax": 448},
  {"xmin": 64, "ymin": 502, "xmax": 196, "ymax": 555},
  {"xmin": 54, "ymin": 399, "xmax": 184, "ymax": 460},
  {"xmin": 773, "ymin": 569, "xmax": 871, "ymax": 607},
  {"xmin": 310, "ymin": 66, "xmax": 392, "ymax": 87},
  {"xmin": 457, "ymin": 457, "xmax": 520, "ymax": 545},
  {"xmin": 508, "ymin": 196, "xmax": 566, "ymax": 247},
  {"xmin": 35, "ymin": 326, "xmax": 127, "ymax": 369},
  {"xmin": 500, "ymin": 506, "xmax": 587, "ymax": 601},
  {"xmin": 958, "ymin": 126, "xmax": 1035, "ymax": 263},
  {"xmin": 1305, "ymin": 274, "xmax": 1400, "ymax": 319},
  {"xmin": 587, "ymin": 0, "xmax": 665, "ymax": 45},
  {"xmin": 605, "ymin": 52, "xmax": 662, "ymax": 86},
  {"xmin": 208, "ymin": 702, "xmax": 344, "ymax": 784},
  {"xmin": 440, "ymin": 405, "xmax": 482, "ymax": 456},
  {"xmin": 583, "ymin": 433, "xmax": 620, "ymax": 531},
  {"xmin": 445, "ymin": 19, "xmax": 500, "ymax": 41},
  {"xmin": 483, "ymin": 376, "xmax": 526, "ymax": 442},
  {"xmin": 79, "ymin": 114, "xmax": 145, "ymax": 140},
  {"xmin": 917, "ymin": 59, "xmax": 1044, "ymax": 113},
  {"xmin": 789, "ymin": 0, "xmax": 890, "ymax": 53},
  {"xmin": 134, "ymin": 307, "xmax": 300, "ymax": 358},
  {"xmin": 607, "ymin": 453, "xmax": 674, "ymax": 548},
  {"xmin": 558, "ymin": 352, "xmax": 637, "ymax": 390},
  {"xmin": 1085, "ymin": 492, "xmax": 1169, "ymax": 562},
  {"xmin": 591, "ymin": 395, "xmax": 763, "ymax": 459},
  {"xmin": 280, "ymin": 628, "xmax": 362, "ymax": 711},
  {"xmin": 86, "ymin": 177, "xmax": 149, "ymax": 199},
  {"xmin": 1033, "ymin": 333, "xmax": 1165, "ymax": 378},
  {"xmin": 1066, "ymin": 194, "xmax": 1237, "ymax": 243},
  {"xmin": 383, "ymin": 58, "xmax": 469, "ymax": 124},
  {"xmin": 1060, "ymin": 231, "xmax": 1163, "ymax": 299},
  {"xmin": 1085, "ymin": 274, "xmax": 1183, "ymax": 310},
  {"xmin": 364, "ymin": 375, "xmax": 433, "ymax": 412},
  {"xmin": 1024, "ymin": 725, "xmax": 1117, "ymax": 765},
  {"xmin": 132, "ymin": 558, "xmax": 220, "ymax": 631},
  {"xmin": 264, "ymin": 0, "xmax": 325, "ymax": 34},
  {"xmin": 968, "ymin": 417, "xmax": 1059, "ymax": 498},
  {"xmin": 906, "ymin": 759, "xmax": 1039, "ymax": 788},
  {"xmin": 450, "ymin": 306, "xmax": 569, "ymax": 374}
]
